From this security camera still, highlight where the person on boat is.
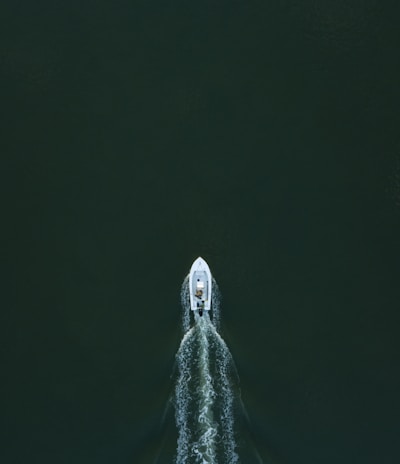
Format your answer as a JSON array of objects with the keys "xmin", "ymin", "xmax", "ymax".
[{"xmin": 195, "ymin": 289, "xmax": 203, "ymax": 298}]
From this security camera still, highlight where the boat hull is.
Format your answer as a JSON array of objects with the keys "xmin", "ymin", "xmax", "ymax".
[{"xmin": 189, "ymin": 257, "xmax": 212, "ymax": 312}]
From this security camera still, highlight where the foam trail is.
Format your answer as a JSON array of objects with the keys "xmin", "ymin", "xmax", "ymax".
[
  {"xmin": 180, "ymin": 276, "xmax": 191, "ymax": 334},
  {"xmin": 211, "ymin": 326, "xmax": 239, "ymax": 464},
  {"xmin": 174, "ymin": 278, "xmax": 239, "ymax": 464},
  {"xmin": 175, "ymin": 326, "xmax": 195, "ymax": 463},
  {"xmin": 210, "ymin": 278, "xmax": 221, "ymax": 332},
  {"xmin": 192, "ymin": 313, "xmax": 217, "ymax": 463}
]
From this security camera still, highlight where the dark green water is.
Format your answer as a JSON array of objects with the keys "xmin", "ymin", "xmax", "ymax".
[{"xmin": 2, "ymin": 1, "xmax": 400, "ymax": 463}]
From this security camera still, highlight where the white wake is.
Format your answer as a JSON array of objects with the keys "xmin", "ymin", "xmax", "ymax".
[{"xmin": 174, "ymin": 278, "xmax": 239, "ymax": 464}]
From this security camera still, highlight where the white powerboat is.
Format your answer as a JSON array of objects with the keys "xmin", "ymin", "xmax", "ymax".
[{"xmin": 189, "ymin": 257, "xmax": 212, "ymax": 316}]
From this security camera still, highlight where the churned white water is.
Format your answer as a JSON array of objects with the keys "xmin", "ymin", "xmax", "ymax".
[{"xmin": 175, "ymin": 277, "xmax": 239, "ymax": 464}]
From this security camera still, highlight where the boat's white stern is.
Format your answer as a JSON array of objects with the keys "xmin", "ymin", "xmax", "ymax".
[{"xmin": 189, "ymin": 257, "xmax": 212, "ymax": 312}]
